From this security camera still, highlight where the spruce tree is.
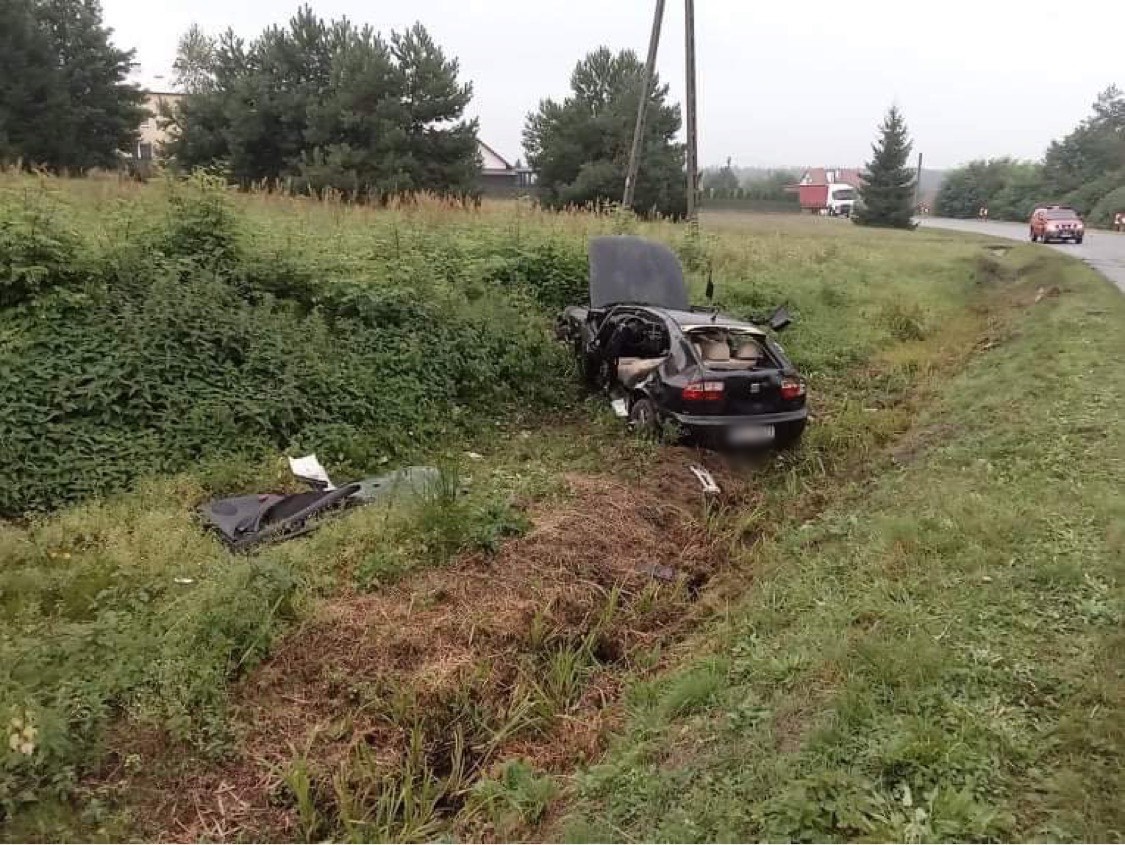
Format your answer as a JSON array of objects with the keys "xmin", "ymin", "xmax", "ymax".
[{"xmin": 854, "ymin": 106, "xmax": 915, "ymax": 229}]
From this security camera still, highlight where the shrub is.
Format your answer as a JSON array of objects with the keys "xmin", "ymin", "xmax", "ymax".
[
  {"xmin": 161, "ymin": 173, "xmax": 241, "ymax": 272},
  {"xmin": 483, "ymin": 240, "xmax": 587, "ymax": 310},
  {"xmin": 0, "ymin": 184, "xmax": 573, "ymax": 516},
  {"xmin": 1088, "ymin": 184, "xmax": 1125, "ymax": 228},
  {"xmin": 0, "ymin": 189, "xmax": 82, "ymax": 307}
]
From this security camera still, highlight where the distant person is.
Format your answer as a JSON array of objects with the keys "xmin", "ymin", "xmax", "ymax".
[
  {"xmin": 1115, "ymin": 211, "xmax": 1124, "ymax": 232},
  {"xmin": 978, "ymin": 206, "xmax": 989, "ymax": 221}
]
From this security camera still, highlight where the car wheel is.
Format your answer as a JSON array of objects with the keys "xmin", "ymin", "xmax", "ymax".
[
  {"xmin": 627, "ymin": 397, "xmax": 660, "ymax": 439},
  {"xmin": 775, "ymin": 418, "xmax": 807, "ymax": 449},
  {"xmin": 1075, "ymin": 236, "xmax": 1084, "ymax": 244},
  {"xmin": 1029, "ymin": 229, "xmax": 1037, "ymax": 242}
]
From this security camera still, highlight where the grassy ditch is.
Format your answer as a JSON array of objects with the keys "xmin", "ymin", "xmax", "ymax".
[
  {"xmin": 2, "ymin": 176, "xmax": 1110, "ymax": 840},
  {"xmin": 561, "ymin": 250, "xmax": 1125, "ymax": 842}
]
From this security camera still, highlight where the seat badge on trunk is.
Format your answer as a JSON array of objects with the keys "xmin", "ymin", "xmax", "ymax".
[{"xmin": 750, "ymin": 383, "xmax": 761, "ymax": 394}]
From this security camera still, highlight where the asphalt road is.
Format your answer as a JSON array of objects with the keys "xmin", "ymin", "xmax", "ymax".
[{"xmin": 917, "ymin": 217, "xmax": 1125, "ymax": 293}]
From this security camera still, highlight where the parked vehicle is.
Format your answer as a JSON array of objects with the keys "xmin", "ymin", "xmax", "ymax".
[
  {"xmin": 1030, "ymin": 205, "xmax": 1084, "ymax": 244},
  {"xmin": 798, "ymin": 182, "xmax": 858, "ymax": 217},
  {"xmin": 555, "ymin": 236, "xmax": 808, "ymax": 448}
]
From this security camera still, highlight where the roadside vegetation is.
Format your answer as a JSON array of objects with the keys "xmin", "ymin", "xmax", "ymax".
[
  {"xmin": 936, "ymin": 86, "xmax": 1125, "ymax": 225},
  {"xmin": 1, "ymin": 173, "xmax": 1121, "ymax": 841},
  {"xmin": 563, "ymin": 249, "xmax": 1125, "ymax": 842}
]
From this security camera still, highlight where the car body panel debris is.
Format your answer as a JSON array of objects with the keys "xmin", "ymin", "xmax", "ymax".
[
  {"xmin": 200, "ymin": 464, "xmax": 441, "ymax": 551},
  {"xmin": 557, "ymin": 236, "xmax": 809, "ymax": 449},
  {"xmin": 200, "ymin": 484, "xmax": 361, "ymax": 551},
  {"xmin": 351, "ymin": 466, "xmax": 441, "ymax": 504}
]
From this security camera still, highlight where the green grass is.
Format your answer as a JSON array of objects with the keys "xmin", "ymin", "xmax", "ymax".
[
  {"xmin": 2, "ymin": 175, "xmax": 1120, "ymax": 841},
  {"xmin": 561, "ymin": 252, "xmax": 1125, "ymax": 842}
]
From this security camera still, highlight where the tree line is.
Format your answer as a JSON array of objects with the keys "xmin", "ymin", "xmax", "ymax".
[
  {"xmin": 699, "ymin": 164, "xmax": 800, "ymax": 204},
  {"xmin": 936, "ymin": 87, "xmax": 1125, "ymax": 226},
  {"xmin": 0, "ymin": 0, "xmax": 924, "ymax": 224},
  {"xmin": 0, "ymin": 0, "xmax": 693, "ymax": 215}
]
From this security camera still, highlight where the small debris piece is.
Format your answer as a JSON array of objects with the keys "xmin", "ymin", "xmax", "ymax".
[
  {"xmin": 288, "ymin": 454, "xmax": 335, "ymax": 490},
  {"xmin": 351, "ymin": 466, "xmax": 441, "ymax": 504},
  {"xmin": 466, "ymin": 451, "xmax": 484, "ymax": 460},
  {"xmin": 689, "ymin": 464, "xmax": 721, "ymax": 495},
  {"xmin": 174, "ymin": 577, "xmax": 195, "ymax": 585},
  {"xmin": 1035, "ymin": 285, "xmax": 1061, "ymax": 303},
  {"xmin": 610, "ymin": 398, "xmax": 628, "ymax": 418},
  {"xmin": 641, "ymin": 563, "xmax": 679, "ymax": 582}
]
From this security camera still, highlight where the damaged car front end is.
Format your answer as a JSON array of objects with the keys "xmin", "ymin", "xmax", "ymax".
[{"xmin": 556, "ymin": 236, "xmax": 808, "ymax": 448}]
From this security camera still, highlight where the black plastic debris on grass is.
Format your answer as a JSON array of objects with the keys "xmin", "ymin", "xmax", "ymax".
[{"xmin": 200, "ymin": 456, "xmax": 440, "ymax": 551}]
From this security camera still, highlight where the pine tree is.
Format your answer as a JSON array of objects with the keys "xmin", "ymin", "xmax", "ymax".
[
  {"xmin": 0, "ymin": 0, "xmax": 143, "ymax": 170},
  {"xmin": 854, "ymin": 106, "xmax": 915, "ymax": 229},
  {"xmin": 166, "ymin": 8, "xmax": 479, "ymax": 201},
  {"xmin": 523, "ymin": 47, "xmax": 686, "ymax": 217}
]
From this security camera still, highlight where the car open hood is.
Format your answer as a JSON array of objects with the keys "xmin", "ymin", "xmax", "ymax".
[{"xmin": 588, "ymin": 236, "xmax": 690, "ymax": 310}]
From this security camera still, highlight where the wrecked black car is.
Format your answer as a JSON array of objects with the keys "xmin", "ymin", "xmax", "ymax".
[{"xmin": 555, "ymin": 236, "xmax": 808, "ymax": 448}]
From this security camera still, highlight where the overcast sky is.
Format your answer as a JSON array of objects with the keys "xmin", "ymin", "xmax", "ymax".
[{"xmin": 106, "ymin": 0, "xmax": 1123, "ymax": 170}]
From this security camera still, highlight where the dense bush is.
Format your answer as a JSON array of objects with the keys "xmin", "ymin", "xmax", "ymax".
[
  {"xmin": 0, "ymin": 179, "xmax": 572, "ymax": 515},
  {"xmin": 0, "ymin": 190, "xmax": 83, "ymax": 307},
  {"xmin": 1089, "ymin": 185, "xmax": 1125, "ymax": 227},
  {"xmin": 482, "ymin": 240, "xmax": 588, "ymax": 311}
]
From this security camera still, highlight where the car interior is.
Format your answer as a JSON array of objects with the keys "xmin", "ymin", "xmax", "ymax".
[
  {"xmin": 613, "ymin": 315, "xmax": 670, "ymax": 387},
  {"xmin": 689, "ymin": 330, "xmax": 768, "ymax": 370}
]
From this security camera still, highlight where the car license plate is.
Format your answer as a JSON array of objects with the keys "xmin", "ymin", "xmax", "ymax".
[{"xmin": 730, "ymin": 425, "xmax": 775, "ymax": 445}]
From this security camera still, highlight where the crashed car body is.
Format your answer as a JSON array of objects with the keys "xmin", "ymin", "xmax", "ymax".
[{"xmin": 555, "ymin": 236, "xmax": 808, "ymax": 448}]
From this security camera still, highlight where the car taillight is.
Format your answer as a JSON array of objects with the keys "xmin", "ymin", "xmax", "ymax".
[
  {"xmin": 682, "ymin": 381, "xmax": 724, "ymax": 401},
  {"xmin": 780, "ymin": 378, "xmax": 806, "ymax": 401}
]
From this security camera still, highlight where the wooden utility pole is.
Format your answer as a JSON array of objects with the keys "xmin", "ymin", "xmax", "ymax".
[
  {"xmin": 684, "ymin": 0, "xmax": 699, "ymax": 223},
  {"xmin": 914, "ymin": 151, "xmax": 923, "ymax": 209},
  {"xmin": 623, "ymin": 0, "xmax": 666, "ymax": 209}
]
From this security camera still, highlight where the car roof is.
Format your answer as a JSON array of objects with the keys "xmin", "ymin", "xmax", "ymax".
[{"xmin": 640, "ymin": 306, "xmax": 766, "ymax": 335}]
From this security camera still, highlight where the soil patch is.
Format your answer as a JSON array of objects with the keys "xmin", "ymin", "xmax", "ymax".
[{"xmin": 92, "ymin": 449, "xmax": 750, "ymax": 841}]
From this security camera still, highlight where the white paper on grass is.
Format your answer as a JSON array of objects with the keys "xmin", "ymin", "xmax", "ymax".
[{"xmin": 288, "ymin": 454, "xmax": 335, "ymax": 490}]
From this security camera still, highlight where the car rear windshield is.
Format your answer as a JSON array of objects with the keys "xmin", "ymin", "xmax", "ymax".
[{"xmin": 1045, "ymin": 210, "xmax": 1079, "ymax": 220}]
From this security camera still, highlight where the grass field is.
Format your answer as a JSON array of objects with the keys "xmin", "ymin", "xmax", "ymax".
[{"xmin": 1, "ymin": 175, "xmax": 1121, "ymax": 841}]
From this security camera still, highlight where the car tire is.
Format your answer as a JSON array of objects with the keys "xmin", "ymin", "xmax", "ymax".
[
  {"xmin": 1075, "ymin": 236, "xmax": 1084, "ymax": 244},
  {"xmin": 627, "ymin": 397, "xmax": 660, "ymax": 440},
  {"xmin": 1029, "ymin": 229, "xmax": 1037, "ymax": 242},
  {"xmin": 775, "ymin": 418, "xmax": 807, "ymax": 449}
]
